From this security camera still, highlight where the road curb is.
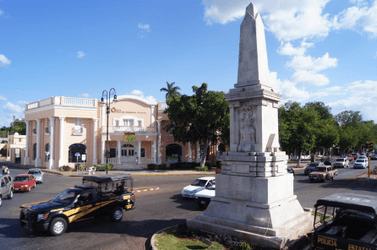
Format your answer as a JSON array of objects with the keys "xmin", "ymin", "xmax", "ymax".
[{"xmin": 150, "ymin": 225, "xmax": 177, "ymax": 250}]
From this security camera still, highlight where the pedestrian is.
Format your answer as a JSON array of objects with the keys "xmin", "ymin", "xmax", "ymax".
[{"xmin": 2, "ymin": 165, "xmax": 9, "ymax": 175}]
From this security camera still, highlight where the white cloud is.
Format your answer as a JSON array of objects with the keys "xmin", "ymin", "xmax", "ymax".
[
  {"xmin": 138, "ymin": 23, "xmax": 150, "ymax": 32},
  {"xmin": 290, "ymin": 70, "xmax": 330, "ymax": 86},
  {"xmin": 278, "ymin": 41, "xmax": 314, "ymax": 56},
  {"xmin": 270, "ymin": 71, "xmax": 311, "ymax": 102},
  {"xmin": 203, "ymin": 0, "xmax": 332, "ymax": 41},
  {"xmin": 328, "ymin": 80, "xmax": 377, "ymax": 121},
  {"xmin": 0, "ymin": 9, "xmax": 3, "ymax": 16},
  {"xmin": 145, "ymin": 95, "xmax": 158, "ymax": 103},
  {"xmin": 0, "ymin": 54, "xmax": 11, "ymax": 67},
  {"xmin": 77, "ymin": 51, "xmax": 85, "ymax": 58},
  {"xmin": 79, "ymin": 93, "xmax": 90, "ymax": 98},
  {"xmin": 130, "ymin": 90, "xmax": 144, "ymax": 96},
  {"xmin": 17, "ymin": 100, "xmax": 27, "ymax": 105},
  {"xmin": 2, "ymin": 102, "xmax": 23, "ymax": 113},
  {"xmin": 312, "ymin": 86, "xmax": 342, "ymax": 98},
  {"xmin": 286, "ymin": 53, "xmax": 338, "ymax": 72},
  {"xmin": 0, "ymin": 94, "xmax": 6, "ymax": 101},
  {"xmin": 332, "ymin": 1, "xmax": 377, "ymax": 36}
]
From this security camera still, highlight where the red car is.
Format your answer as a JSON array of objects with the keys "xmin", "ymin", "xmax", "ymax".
[{"xmin": 13, "ymin": 174, "xmax": 36, "ymax": 192}]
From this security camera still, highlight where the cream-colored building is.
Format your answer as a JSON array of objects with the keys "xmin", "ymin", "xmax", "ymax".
[{"xmin": 23, "ymin": 95, "xmax": 211, "ymax": 169}]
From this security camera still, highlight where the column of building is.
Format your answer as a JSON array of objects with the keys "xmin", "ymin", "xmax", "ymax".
[
  {"xmin": 49, "ymin": 117, "xmax": 55, "ymax": 169},
  {"xmin": 101, "ymin": 104, "xmax": 106, "ymax": 164},
  {"xmin": 24, "ymin": 121, "xmax": 30, "ymax": 165},
  {"xmin": 196, "ymin": 142, "xmax": 200, "ymax": 163},
  {"xmin": 58, "ymin": 117, "xmax": 65, "ymax": 167},
  {"xmin": 117, "ymin": 140, "xmax": 121, "ymax": 164},
  {"xmin": 35, "ymin": 119, "xmax": 41, "ymax": 167},
  {"xmin": 188, "ymin": 142, "xmax": 192, "ymax": 162},
  {"xmin": 93, "ymin": 118, "xmax": 98, "ymax": 165},
  {"xmin": 157, "ymin": 120, "xmax": 162, "ymax": 164}
]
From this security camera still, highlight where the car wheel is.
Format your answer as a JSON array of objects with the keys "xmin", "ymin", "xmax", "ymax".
[
  {"xmin": 323, "ymin": 177, "xmax": 327, "ymax": 182},
  {"xmin": 310, "ymin": 178, "xmax": 313, "ymax": 183},
  {"xmin": 7, "ymin": 189, "xmax": 13, "ymax": 199},
  {"xmin": 49, "ymin": 217, "xmax": 67, "ymax": 236},
  {"xmin": 0, "ymin": 195, "xmax": 2, "ymax": 207},
  {"xmin": 110, "ymin": 207, "xmax": 123, "ymax": 222}
]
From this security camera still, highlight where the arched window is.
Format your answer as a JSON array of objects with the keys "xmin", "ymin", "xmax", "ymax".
[
  {"xmin": 45, "ymin": 143, "xmax": 50, "ymax": 162},
  {"xmin": 69, "ymin": 144, "xmax": 87, "ymax": 163},
  {"xmin": 166, "ymin": 144, "xmax": 182, "ymax": 162},
  {"xmin": 32, "ymin": 143, "xmax": 37, "ymax": 160}
]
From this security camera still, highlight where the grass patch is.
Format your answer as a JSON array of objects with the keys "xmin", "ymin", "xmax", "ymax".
[{"xmin": 154, "ymin": 228, "xmax": 224, "ymax": 250}]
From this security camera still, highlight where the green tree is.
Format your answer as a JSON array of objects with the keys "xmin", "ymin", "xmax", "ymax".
[
  {"xmin": 304, "ymin": 102, "xmax": 339, "ymax": 155},
  {"xmin": 164, "ymin": 83, "xmax": 229, "ymax": 168},
  {"xmin": 10, "ymin": 121, "xmax": 26, "ymax": 135},
  {"xmin": 279, "ymin": 101, "xmax": 320, "ymax": 166},
  {"xmin": 335, "ymin": 110, "xmax": 363, "ymax": 127},
  {"xmin": 160, "ymin": 81, "xmax": 181, "ymax": 99}
]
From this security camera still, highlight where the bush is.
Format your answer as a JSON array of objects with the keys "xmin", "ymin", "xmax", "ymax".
[
  {"xmin": 59, "ymin": 165, "xmax": 71, "ymax": 171},
  {"xmin": 94, "ymin": 164, "xmax": 113, "ymax": 171},
  {"xmin": 195, "ymin": 166, "xmax": 209, "ymax": 171},
  {"xmin": 147, "ymin": 164, "xmax": 156, "ymax": 170},
  {"xmin": 157, "ymin": 164, "xmax": 167, "ymax": 170},
  {"xmin": 238, "ymin": 242, "xmax": 251, "ymax": 250}
]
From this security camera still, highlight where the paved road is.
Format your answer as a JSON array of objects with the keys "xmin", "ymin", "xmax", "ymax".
[{"xmin": 1, "ymin": 161, "xmax": 377, "ymax": 250}]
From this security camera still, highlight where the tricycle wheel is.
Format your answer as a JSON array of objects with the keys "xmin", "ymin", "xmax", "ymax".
[
  {"xmin": 110, "ymin": 207, "xmax": 123, "ymax": 222},
  {"xmin": 49, "ymin": 217, "xmax": 67, "ymax": 236}
]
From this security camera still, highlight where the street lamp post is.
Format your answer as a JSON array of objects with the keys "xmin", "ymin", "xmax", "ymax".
[{"xmin": 101, "ymin": 88, "xmax": 117, "ymax": 175}]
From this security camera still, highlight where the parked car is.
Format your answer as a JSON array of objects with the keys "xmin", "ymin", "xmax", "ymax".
[
  {"xmin": 194, "ymin": 184, "xmax": 215, "ymax": 208},
  {"xmin": 309, "ymin": 166, "xmax": 338, "ymax": 182},
  {"xmin": 304, "ymin": 162, "xmax": 325, "ymax": 175},
  {"xmin": 310, "ymin": 193, "xmax": 377, "ymax": 250},
  {"xmin": 332, "ymin": 158, "xmax": 349, "ymax": 168},
  {"xmin": 353, "ymin": 159, "xmax": 368, "ymax": 169},
  {"xmin": 0, "ymin": 174, "xmax": 14, "ymax": 206},
  {"xmin": 371, "ymin": 154, "xmax": 377, "ymax": 160},
  {"xmin": 323, "ymin": 157, "xmax": 335, "ymax": 165},
  {"xmin": 181, "ymin": 177, "xmax": 215, "ymax": 198},
  {"xmin": 352, "ymin": 153, "xmax": 360, "ymax": 160},
  {"xmin": 27, "ymin": 168, "xmax": 44, "ymax": 183},
  {"xmin": 13, "ymin": 174, "xmax": 36, "ymax": 192}
]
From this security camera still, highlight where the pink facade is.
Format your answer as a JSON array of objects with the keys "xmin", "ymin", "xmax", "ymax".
[{"xmin": 24, "ymin": 95, "xmax": 202, "ymax": 169}]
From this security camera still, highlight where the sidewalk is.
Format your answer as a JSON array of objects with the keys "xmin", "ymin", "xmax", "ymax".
[{"xmin": 1, "ymin": 159, "xmax": 302, "ymax": 177}]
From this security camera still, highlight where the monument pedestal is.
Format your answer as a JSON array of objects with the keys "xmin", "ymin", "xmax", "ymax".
[{"xmin": 187, "ymin": 152, "xmax": 312, "ymax": 249}]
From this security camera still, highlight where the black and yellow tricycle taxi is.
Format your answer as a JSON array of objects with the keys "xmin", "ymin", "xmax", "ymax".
[
  {"xmin": 310, "ymin": 193, "xmax": 377, "ymax": 250},
  {"xmin": 20, "ymin": 174, "xmax": 135, "ymax": 236}
]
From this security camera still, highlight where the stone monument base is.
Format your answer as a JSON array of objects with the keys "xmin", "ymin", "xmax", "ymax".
[{"xmin": 187, "ymin": 195, "xmax": 312, "ymax": 249}]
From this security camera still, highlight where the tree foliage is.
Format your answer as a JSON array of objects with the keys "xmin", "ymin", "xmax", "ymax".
[
  {"xmin": 164, "ymin": 83, "xmax": 229, "ymax": 168},
  {"xmin": 160, "ymin": 81, "xmax": 181, "ymax": 99}
]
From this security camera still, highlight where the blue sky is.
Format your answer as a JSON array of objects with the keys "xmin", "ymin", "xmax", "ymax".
[{"xmin": 1, "ymin": 0, "xmax": 377, "ymax": 128}]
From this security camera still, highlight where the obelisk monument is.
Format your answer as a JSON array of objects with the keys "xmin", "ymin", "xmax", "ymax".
[{"xmin": 187, "ymin": 3, "xmax": 312, "ymax": 249}]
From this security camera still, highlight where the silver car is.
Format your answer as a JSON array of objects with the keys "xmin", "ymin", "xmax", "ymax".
[{"xmin": 27, "ymin": 168, "xmax": 44, "ymax": 184}]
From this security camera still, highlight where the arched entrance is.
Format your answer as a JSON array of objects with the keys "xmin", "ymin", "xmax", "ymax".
[
  {"xmin": 166, "ymin": 144, "xmax": 182, "ymax": 162},
  {"xmin": 69, "ymin": 144, "xmax": 87, "ymax": 163},
  {"xmin": 121, "ymin": 143, "xmax": 135, "ymax": 163}
]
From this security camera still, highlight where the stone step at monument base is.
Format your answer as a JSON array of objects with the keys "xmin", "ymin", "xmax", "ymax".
[{"xmin": 187, "ymin": 209, "xmax": 312, "ymax": 249}]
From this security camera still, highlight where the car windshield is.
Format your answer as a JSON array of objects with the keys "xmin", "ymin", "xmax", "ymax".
[
  {"xmin": 28, "ymin": 170, "xmax": 41, "ymax": 174},
  {"xmin": 309, "ymin": 163, "xmax": 319, "ymax": 167},
  {"xmin": 314, "ymin": 167, "xmax": 326, "ymax": 172},
  {"xmin": 191, "ymin": 179, "xmax": 209, "ymax": 187},
  {"xmin": 356, "ymin": 159, "xmax": 366, "ymax": 163},
  {"xmin": 14, "ymin": 176, "xmax": 29, "ymax": 181},
  {"xmin": 53, "ymin": 189, "xmax": 80, "ymax": 204},
  {"xmin": 336, "ymin": 159, "xmax": 344, "ymax": 162}
]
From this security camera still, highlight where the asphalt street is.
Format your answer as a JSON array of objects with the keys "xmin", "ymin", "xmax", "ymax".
[{"xmin": 0, "ymin": 160, "xmax": 376, "ymax": 250}]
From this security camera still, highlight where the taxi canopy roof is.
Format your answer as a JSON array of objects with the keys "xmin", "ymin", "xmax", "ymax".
[
  {"xmin": 82, "ymin": 174, "xmax": 132, "ymax": 184},
  {"xmin": 315, "ymin": 193, "xmax": 377, "ymax": 215}
]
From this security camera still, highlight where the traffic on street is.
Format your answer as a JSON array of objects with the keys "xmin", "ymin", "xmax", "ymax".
[{"xmin": 0, "ymin": 159, "xmax": 377, "ymax": 250}]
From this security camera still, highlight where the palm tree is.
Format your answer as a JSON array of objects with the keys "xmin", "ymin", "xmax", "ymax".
[{"xmin": 160, "ymin": 82, "xmax": 181, "ymax": 100}]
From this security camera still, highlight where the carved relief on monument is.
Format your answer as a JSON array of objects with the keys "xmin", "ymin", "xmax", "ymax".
[{"xmin": 238, "ymin": 102, "xmax": 256, "ymax": 152}]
